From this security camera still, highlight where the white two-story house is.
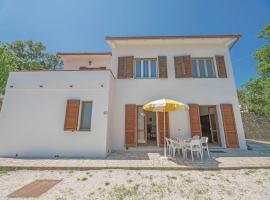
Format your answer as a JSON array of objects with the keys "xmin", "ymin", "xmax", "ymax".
[{"xmin": 0, "ymin": 35, "xmax": 246, "ymax": 158}]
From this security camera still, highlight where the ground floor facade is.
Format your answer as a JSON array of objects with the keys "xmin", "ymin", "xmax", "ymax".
[
  {"xmin": 109, "ymin": 79, "xmax": 247, "ymax": 152},
  {"xmin": 0, "ymin": 71, "xmax": 246, "ymax": 158}
]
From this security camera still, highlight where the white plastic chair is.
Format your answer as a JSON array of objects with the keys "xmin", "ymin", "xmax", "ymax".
[
  {"xmin": 184, "ymin": 139, "xmax": 203, "ymax": 161},
  {"xmin": 192, "ymin": 135, "xmax": 200, "ymax": 139},
  {"xmin": 170, "ymin": 139, "xmax": 182, "ymax": 158},
  {"xmin": 201, "ymin": 137, "xmax": 210, "ymax": 158},
  {"xmin": 165, "ymin": 137, "xmax": 172, "ymax": 157}
]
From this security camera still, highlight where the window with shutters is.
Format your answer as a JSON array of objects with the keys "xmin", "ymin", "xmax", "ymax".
[
  {"xmin": 192, "ymin": 58, "xmax": 216, "ymax": 78},
  {"xmin": 79, "ymin": 101, "xmax": 93, "ymax": 131},
  {"xmin": 134, "ymin": 59, "xmax": 158, "ymax": 79}
]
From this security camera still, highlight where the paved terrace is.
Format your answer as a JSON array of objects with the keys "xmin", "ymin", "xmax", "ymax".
[{"xmin": 0, "ymin": 141, "xmax": 269, "ymax": 170}]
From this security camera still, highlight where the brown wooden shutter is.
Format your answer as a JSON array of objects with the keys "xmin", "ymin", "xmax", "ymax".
[
  {"xmin": 158, "ymin": 112, "xmax": 169, "ymax": 147},
  {"xmin": 158, "ymin": 56, "xmax": 168, "ymax": 78},
  {"xmin": 174, "ymin": 56, "xmax": 192, "ymax": 78},
  {"xmin": 126, "ymin": 56, "xmax": 134, "ymax": 78},
  {"xmin": 64, "ymin": 99, "xmax": 80, "ymax": 131},
  {"xmin": 118, "ymin": 56, "xmax": 134, "ymax": 79},
  {"xmin": 220, "ymin": 104, "xmax": 239, "ymax": 148},
  {"xmin": 118, "ymin": 57, "xmax": 125, "ymax": 79},
  {"xmin": 215, "ymin": 55, "xmax": 227, "ymax": 78},
  {"xmin": 188, "ymin": 104, "xmax": 202, "ymax": 136},
  {"xmin": 125, "ymin": 104, "xmax": 137, "ymax": 148}
]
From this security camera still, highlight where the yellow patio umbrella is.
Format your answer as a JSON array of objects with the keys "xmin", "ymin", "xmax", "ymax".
[{"xmin": 143, "ymin": 99, "xmax": 188, "ymax": 158}]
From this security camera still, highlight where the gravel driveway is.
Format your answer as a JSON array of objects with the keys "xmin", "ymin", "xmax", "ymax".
[{"xmin": 0, "ymin": 169, "xmax": 269, "ymax": 200}]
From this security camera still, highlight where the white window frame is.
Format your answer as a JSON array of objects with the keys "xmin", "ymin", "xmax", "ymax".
[
  {"xmin": 134, "ymin": 58, "xmax": 158, "ymax": 79},
  {"xmin": 192, "ymin": 58, "xmax": 216, "ymax": 78},
  {"xmin": 78, "ymin": 101, "xmax": 93, "ymax": 131}
]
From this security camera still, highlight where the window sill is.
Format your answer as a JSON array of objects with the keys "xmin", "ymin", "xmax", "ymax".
[
  {"xmin": 191, "ymin": 77, "xmax": 219, "ymax": 79},
  {"xmin": 134, "ymin": 78, "xmax": 158, "ymax": 79},
  {"xmin": 78, "ymin": 129, "xmax": 91, "ymax": 132}
]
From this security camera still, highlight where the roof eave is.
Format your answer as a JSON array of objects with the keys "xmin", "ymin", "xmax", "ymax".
[
  {"xmin": 57, "ymin": 52, "xmax": 112, "ymax": 56},
  {"xmin": 105, "ymin": 34, "xmax": 241, "ymax": 41}
]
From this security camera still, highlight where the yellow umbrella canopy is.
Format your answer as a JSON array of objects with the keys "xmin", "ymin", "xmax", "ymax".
[
  {"xmin": 143, "ymin": 99, "xmax": 188, "ymax": 112},
  {"xmin": 143, "ymin": 99, "xmax": 188, "ymax": 158}
]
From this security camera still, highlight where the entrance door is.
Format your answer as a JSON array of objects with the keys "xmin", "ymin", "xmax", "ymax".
[
  {"xmin": 137, "ymin": 106, "xmax": 157, "ymax": 146},
  {"xmin": 199, "ymin": 106, "xmax": 221, "ymax": 145}
]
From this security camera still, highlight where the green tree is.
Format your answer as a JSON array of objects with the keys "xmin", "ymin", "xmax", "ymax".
[
  {"xmin": 0, "ymin": 44, "xmax": 18, "ymax": 95},
  {"xmin": 239, "ymin": 23, "xmax": 270, "ymax": 117},
  {"xmin": 0, "ymin": 40, "xmax": 62, "ymax": 95},
  {"xmin": 7, "ymin": 40, "xmax": 62, "ymax": 70}
]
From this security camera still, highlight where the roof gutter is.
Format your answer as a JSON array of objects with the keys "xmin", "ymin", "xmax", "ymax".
[{"xmin": 228, "ymin": 36, "xmax": 241, "ymax": 50}]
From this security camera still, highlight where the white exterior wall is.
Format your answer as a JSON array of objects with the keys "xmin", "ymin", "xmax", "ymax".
[
  {"xmin": 62, "ymin": 55, "xmax": 112, "ymax": 71},
  {"xmin": 64, "ymin": 60, "xmax": 111, "ymax": 70},
  {"xmin": 0, "ymin": 39, "xmax": 247, "ymax": 158},
  {"xmin": 109, "ymin": 44, "xmax": 246, "ymax": 150},
  {"xmin": 0, "ymin": 71, "xmax": 113, "ymax": 157}
]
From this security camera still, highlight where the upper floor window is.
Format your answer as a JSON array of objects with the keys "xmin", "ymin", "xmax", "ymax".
[
  {"xmin": 135, "ymin": 59, "xmax": 157, "ymax": 79},
  {"xmin": 192, "ymin": 58, "xmax": 216, "ymax": 78}
]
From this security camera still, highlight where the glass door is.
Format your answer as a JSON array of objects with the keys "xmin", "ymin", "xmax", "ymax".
[
  {"xmin": 137, "ymin": 106, "xmax": 146, "ymax": 144},
  {"xmin": 208, "ymin": 107, "xmax": 219, "ymax": 144}
]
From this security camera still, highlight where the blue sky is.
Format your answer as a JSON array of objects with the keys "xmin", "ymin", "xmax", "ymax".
[{"xmin": 0, "ymin": 0, "xmax": 269, "ymax": 88}]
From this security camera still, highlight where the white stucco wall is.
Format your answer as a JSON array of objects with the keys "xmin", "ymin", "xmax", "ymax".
[
  {"xmin": 62, "ymin": 55, "xmax": 112, "ymax": 71},
  {"xmin": 109, "ymin": 44, "xmax": 246, "ymax": 150},
  {"xmin": 0, "ymin": 40, "xmax": 247, "ymax": 158},
  {"xmin": 0, "ymin": 71, "xmax": 113, "ymax": 158},
  {"xmin": 64, "ymin": 60, "xmax": 111, "ymax": 70}
]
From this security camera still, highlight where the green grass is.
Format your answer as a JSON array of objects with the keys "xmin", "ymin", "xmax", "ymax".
[
  {"xmin": 244, "ymin": 169, "xmax": 256, "ymax": 176},
  {"xmin": 0, "ymin": 168, "xmax": 14, "ymax": 176},
  {"xmin": 110, "ymin": 184, "xmax": 139, "ymax": 200},
  {"xmin": 77, "ymin": 177, "xmax": 88, "ymax": 181},
  {"xmin": 127, "ymin": 179, "xmax": 133, "ymax": 183},
  {"xmin": 166, "ymin": 175, "xmax": 177, "ymax": 180}
]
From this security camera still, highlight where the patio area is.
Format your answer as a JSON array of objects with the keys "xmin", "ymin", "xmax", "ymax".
[{"xmin": 0, "ymin": 141, "xmax": 269, "ymax": 170}]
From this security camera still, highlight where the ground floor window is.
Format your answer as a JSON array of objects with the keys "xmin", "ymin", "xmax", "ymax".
[{"xmin": 79, "ymin": 101, "xmax": 93, "ymax": 131}]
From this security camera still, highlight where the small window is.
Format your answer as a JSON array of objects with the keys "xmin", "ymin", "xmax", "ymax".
[
  {"xmin": 134, "ymin": 59, "xmax": 157, "ymax": 79},
  {"xmin": 191, "ymin": 58, "xmax": 216, "ymax": 78},
  {"xmin": 79, "ymin": 101, "xmax": 93, "ymax": 131}
]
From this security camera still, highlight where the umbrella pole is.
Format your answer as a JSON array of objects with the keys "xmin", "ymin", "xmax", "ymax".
[{"xmin": 164, "ymin": 111, "xmax": 166, "ymax": 158}]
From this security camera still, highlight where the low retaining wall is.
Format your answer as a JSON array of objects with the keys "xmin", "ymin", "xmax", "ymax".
[{"xmin": 241, "ymin": 112, "xmax": 270, "ymax": 142}]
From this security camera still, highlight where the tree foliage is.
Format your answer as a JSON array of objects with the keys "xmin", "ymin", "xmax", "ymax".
[
  {"xmin": 0, "ymin": 44, "xmax": 17, "ymax": 95},
  {"xmin": 0, "ymin": 40, "xmax": 62, "ymax": 95},
  {"xmin": 239, "ymin": 23, "xmax": 270, "ymax": 117},
  {"xmin": 7, "ymin": 40, "xmax": 62, "ymax": 70}
]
